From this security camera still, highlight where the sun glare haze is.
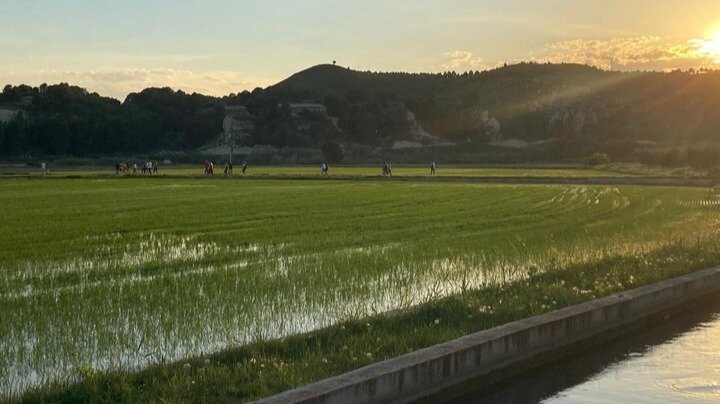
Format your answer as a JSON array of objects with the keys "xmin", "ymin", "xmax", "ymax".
[{"xmin": 696, "ymin": 30, "xmax": 720, "ymax": 63}]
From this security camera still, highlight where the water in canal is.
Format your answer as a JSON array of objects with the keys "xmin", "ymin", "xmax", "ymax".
[{"xmin": 454, "ymin": 300, "xmax": 720, "ymax": 403}]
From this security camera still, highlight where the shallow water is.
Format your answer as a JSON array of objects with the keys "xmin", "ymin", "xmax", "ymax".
[
  {"xmin": 456, "ymin": 300, "xmax": 720, "ymax": 403},
  {"xmin": 545, "ymin": 308, "xmax": 720, "ymax": 403}
]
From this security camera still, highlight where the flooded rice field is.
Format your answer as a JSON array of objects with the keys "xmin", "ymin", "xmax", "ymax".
[{"xmin": 1, "ymin": 178, "xmax": 719, "ymax": 397}]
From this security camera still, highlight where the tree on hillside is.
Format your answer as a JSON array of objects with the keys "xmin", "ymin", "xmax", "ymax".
[
  {"xmin": 321, "ymin": 140, "xmax": 343, "ymax": 163},
  {"xmin": 324, "ymin": 95, "xmax": 349, "ymax": 117}
]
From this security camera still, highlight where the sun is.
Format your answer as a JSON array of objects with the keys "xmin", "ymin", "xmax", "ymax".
[{"xmin": 696, "ymin": 31, "xmax": 720, "ymax": 63}]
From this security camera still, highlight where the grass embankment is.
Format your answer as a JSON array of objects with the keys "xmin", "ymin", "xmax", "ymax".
[{"xmin": 18, "ymin": 236, "xmax": 720, "ymax": 403}]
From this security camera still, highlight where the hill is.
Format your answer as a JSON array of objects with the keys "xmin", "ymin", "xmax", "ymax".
[
  {"xmin": 2, "ymin": 63, "xmax": 720, "ymax": 167},
  {"xmin": 265, "ymin": 63, "xmax": 720, "ymax": 147}
]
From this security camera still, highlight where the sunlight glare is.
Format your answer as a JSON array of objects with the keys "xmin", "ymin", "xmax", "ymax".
[{"xmin": 695, "ymin": 30, "xmax": 720, "ymax": 63}]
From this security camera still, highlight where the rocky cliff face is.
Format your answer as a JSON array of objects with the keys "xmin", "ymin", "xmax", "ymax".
[{"xmin": 222, "ymin": 106, "xmax": 255, "ymax": 141}]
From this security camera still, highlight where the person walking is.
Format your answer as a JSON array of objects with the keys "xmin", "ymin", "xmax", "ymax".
[
  {"xmin": 40, "ymin": 161, "xmax": 47, "ymax": 175},
  {"xmin": 224, "ymin": 162, "xmax": 230, "ymax": 175},
  {"xmin": 242, "ymin": 161, "xmax": 248, "ymax": 175},
  {"xmin": 430, "ymin": 161, "xmax": 436, "ymax": 176},
  {"xmin": 382, "ymin": 162, "xmax": 392, "ymax": 176}
]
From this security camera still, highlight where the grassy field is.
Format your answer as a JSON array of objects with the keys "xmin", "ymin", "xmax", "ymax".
[
  {"xmin": 1, "ymin": 175, "xmax": 719, "ymax": 400},
  {"xmin": 0, "ymin": 163, "xmax": 704, "ymax": 178}
]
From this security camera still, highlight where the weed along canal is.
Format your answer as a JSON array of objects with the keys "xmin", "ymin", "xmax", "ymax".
[{"xmin": 454, "ymin": 299, "xmax": 720, "ymax": 403}]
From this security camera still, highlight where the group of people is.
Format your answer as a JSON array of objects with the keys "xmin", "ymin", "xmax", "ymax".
[
  {"xmin": 116, "ymin": 161, "xmax": 158, "ymax": 175},
  {"xmin": 143, "ymin": 161, "xmax": 158, "ymax": 174},
  {"xmin": 203, "ymin": 161, "xmax": 215, "ymax": 176},
  {"xmin": 107, "ymin": 160, "xmax": 438, "ymax": 177},
  {"xmin": 205, "ymin": 161, "xmax": 248, "ymax": 176}
]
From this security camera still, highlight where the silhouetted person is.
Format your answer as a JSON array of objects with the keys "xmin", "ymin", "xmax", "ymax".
[{"xmin": 382, "ymin": 162, "xmax": 392, "ymax": 176}]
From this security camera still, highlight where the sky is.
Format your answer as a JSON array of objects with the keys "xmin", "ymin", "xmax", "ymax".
[{"xmin": 2, "ymin": 0, "xmax": 720, "ymax": 100}]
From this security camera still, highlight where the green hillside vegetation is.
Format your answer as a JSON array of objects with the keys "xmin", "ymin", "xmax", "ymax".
[
  {"xmin": 3, "ymin": 63, "xmax": 720, "ymax": 168},
  {"xmin": 0, "ymin": 84, "xmax": 224, "ymax": 155}
]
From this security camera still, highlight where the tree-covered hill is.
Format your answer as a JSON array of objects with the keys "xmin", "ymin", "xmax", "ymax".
[
  {"xmin": 264, "ymin": 63, "xmax": 720, "ymax": 147},
  {"xmin": 0, "ymin": 84, "xmax": 223, "ymax": 156},
  {"xmin": 2, "ymin": 63, "xmax": 720, "ymax": 166}
]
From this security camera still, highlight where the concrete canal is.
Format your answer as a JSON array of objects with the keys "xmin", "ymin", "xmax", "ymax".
[{"xmin": 453, "ymin": 300, "xmax": 720, "ymax": 403}]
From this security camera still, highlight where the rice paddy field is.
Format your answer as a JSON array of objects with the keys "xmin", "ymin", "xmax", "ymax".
[{"xmin": 2, "ymin": 171, "xmax": 720, "ymax": 399}]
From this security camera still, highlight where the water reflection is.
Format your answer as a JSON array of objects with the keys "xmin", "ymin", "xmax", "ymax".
[
  {"xmin": 452, "ymin": 299, "xmax": 720, "ymax": 403},
  {"xmin": 1, "ymin": 224, "xmax": 712, "ymax": 398}
]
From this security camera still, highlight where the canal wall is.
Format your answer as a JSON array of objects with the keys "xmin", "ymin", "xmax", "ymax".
[{"xmin": 259, "ymin": 266, "xmax": 720, "ymax": 403}]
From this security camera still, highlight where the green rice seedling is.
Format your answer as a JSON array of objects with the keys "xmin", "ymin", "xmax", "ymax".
[{"xmin": 0, "ymin": 177, "xmax": 718, "ymax": 398}]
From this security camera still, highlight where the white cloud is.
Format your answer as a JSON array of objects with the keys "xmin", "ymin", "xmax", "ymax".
[
  {"xmin": 441, "ymin": 50, "xmax": 490, "ymax": 72},
  {"xmin": 531, "ymin": 36, "xmax": 718, "ymax": 71},
  {"xmin": 1, "ymin": 68, "xmax": 278, "ymax": 100}
]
